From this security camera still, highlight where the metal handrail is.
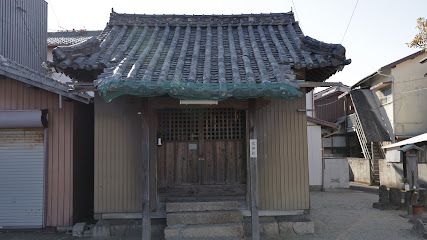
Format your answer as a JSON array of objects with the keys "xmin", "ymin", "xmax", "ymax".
[{"xmin": 350, "ymin": 112, "xmax": 371, "ymax": 160}]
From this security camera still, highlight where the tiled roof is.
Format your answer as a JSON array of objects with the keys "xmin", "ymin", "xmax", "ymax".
[
  {"xmin": 52, "ymin": 12, "xmax": 350, "ymax": 100},
  {"xmin": 0, "ymin": 55, "xmax": 91, "ymax": 103},
  {"xmin": 48, "ymin": 30, "xmax": 102, "ymax": 47}
]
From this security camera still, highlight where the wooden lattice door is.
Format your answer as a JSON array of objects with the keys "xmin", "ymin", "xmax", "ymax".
[{"xmin": 157, "ymin": 108, "xmax": 246, "ymax": 193}]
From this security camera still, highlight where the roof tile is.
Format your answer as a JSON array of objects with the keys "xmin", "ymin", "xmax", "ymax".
[
  {"xmin": 47, "ymin": 30, "xmax": 102, "ymax": 46},
  {"xmin": 52, "ymin": 12, "xmax": 350, "ymax": 100}
]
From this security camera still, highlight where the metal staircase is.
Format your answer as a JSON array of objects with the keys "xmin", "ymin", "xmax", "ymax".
[
  {"xmin": 350, "ymin": 90, "xmax": 388, "ymax": 185},
  {"xmin": 350, "ymin": 112, "xmax": 371, "ymax": 160},
  {"xmin": 350, "ymin": 113, "xmax": 379, "ymax": 184}
]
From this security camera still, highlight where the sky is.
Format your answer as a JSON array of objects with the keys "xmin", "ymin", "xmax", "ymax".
[{"xmin": 47, "ymin": 0, "xmax": 427, "ymax": 86}]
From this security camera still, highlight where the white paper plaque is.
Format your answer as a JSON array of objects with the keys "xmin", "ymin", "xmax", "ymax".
[{"xmin": 250, "ymin": 139, "xmax": 257, "ymax": 158}]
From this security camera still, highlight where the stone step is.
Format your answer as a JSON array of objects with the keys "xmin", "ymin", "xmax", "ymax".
[
  {"xmin": 167, "ymin": 210, "xmax": 243, "ymax": 225},
  {"xmin": 166, "ymin": 201, "xmax": 245, "ymax": 213},
  {"xmin": 165, "ymin": 223, "xmax": 243, "ymax": 240}
]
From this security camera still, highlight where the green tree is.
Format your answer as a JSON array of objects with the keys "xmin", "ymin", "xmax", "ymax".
[{"xmin": 408, "ymin": 17, "xmax": 427, "ymax": 49}]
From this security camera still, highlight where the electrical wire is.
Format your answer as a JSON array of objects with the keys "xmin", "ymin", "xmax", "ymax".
[
  {"xmin": 0, "ymin": 16, "xmax": 46, "ymax": 63},
  {"xmin": 392, "ymin": 76, "xmax": 427, "ymax": 85},
  {"xmin": 291, "ymin": 0, "xmax": 299, "ymax": 21},
  {"xmin": 47, "ymin": 0, "xmax": 66, "ymax": 30},
  {"xmin": 341, "ymin": 0, "xmax": 359, "ymax": 44},
  {"xmin": 315, "ymin": 97, "xmax": 345, "ymax": 107},
  {"xmin": 16, "ymin": 7, "xmax": 46, "ymax": 64},
  {"xmin": 316, "ymin": 85, "xmax": 427, "ymax": 113}
]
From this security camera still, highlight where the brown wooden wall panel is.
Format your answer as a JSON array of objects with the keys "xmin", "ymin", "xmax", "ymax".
[
  {"xmin": 0, "ymin": 77, "xmax": 74, "ymax": 226},
  {"xmin": 314, "ymin": 92, "xmax": 354, "ymax": 123},
  {"xmin": 255, "ymin": 98, "xmax": 309, "ymax": 210}
]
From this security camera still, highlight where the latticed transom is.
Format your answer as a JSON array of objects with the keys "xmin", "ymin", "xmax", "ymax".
[
  {"xmin": 203, "ymin": 109, "xmax": 245, "ymax": 140},
  {"xmin": 158, "ymin": 108, "xmax": 245, "ymax": 141},
  {"xmin": 158, "ymin": 109, "xmax": 200, "ymax": 141}
]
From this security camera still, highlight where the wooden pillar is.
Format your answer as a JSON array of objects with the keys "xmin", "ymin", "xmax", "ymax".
[
  {"xmin": 140, "ymin": 102, "xmax": 151, "ymax": 240},
  {"xmin": 370, "ymin": 141, "xmax": 374, "ymax": 184},
  {"xmin": 248, "ymin": 99, "xmax": 260, "ymax": 240}
]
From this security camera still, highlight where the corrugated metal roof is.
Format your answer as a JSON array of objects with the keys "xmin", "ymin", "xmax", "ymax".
[
  {"xmin": 383, "ymin": 133, "xmax": 427, "ymax": 149},
  {"xmin": 0, "ymin": 55, "xmax": 91, "ymax": 103},
  {"xmin": 350, "ymin": 89, "xmax": 391, "ymax": 142},
  {"xmin": 47, "ymin": 31, "xmax": 102, "ymax": 47},
  {"xmin": 52, "ymin": 12, "xmax": 350, "ymax": 100}
]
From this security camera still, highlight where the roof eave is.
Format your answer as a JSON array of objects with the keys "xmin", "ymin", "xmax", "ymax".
[
  {"xmin": 0, "ymin": 69, "xmax": 91, "ymax": 104},
  {"xmin": 351, "ymin": 71, "xmax": 378, "ymax": 89},
  {"xmin": 380, "ymin": 49, "xmax": 425, "ymax": 70},
  {"xmin": 313, "ymin": 85, "xmax": 350, "ymax": 100},
  {"xmin": 352, "ymin": 50, "xmax": 426, "ymax": 89}
]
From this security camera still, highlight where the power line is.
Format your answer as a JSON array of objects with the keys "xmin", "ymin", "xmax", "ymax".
[
  {"xmin": 47, "ymin": 0, "xmax": 66, "ymax": 30},
  {"xmin": 0, "ymin": 15, "xmax": 45, "ymax": 64},
  {"xmin": 341, "ymin": 0, "xmax": 359, "ymax": 44},
  {"xmin": 315, "ymin": 97, "xmax": 345, "ymax": 107},
  {"xmin": 392, "ymin": 76, "xmax": 427, "ymax": 85},
  {"xmin": 16, "ymin": 8, "xmax": 46, "ymax": 64},
  {"xmin": 291, "ymin": 0, "xmax": 299, "ymax": 21}
]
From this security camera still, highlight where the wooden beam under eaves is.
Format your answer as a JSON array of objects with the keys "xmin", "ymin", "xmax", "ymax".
[
  {"xmin": 297, "ymin": 81, "xmax": 344, "ymax": 88},
  {"xmin": 67, "ymin": 82, "xmax": 96, "ymax": 92}
]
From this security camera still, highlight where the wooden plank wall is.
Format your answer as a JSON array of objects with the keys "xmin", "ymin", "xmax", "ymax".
[
  {"xmin": 94, "ymin": 95, "xmax": 143, "ymax": 213},
  {"xmin": 254, "ymin": 98, "xmax": 310, "ymax": 210},
  {"xmin": 0, "ymin": 77, "xmax": 75, "ymax": 226},
  {"xmin": 94, "ymin": 96, "xmax": 309, "ymax": 213}
]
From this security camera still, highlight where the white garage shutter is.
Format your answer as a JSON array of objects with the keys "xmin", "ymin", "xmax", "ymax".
[{"xmin": 0, "ymin": 129, "xmax": 44, "ymax": 228}]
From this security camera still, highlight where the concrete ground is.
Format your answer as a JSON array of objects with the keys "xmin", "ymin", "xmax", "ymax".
[
  {"xmin": 298, "ymin": 189, "xmax": 420, "ymax": 240},
  {"xmin": 0, "ymin": 189, "xmax": 422, "ymax": 240}
]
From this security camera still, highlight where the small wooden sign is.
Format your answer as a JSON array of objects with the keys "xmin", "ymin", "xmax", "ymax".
[
  {"xmin": 188, "ymin": 143, "xmax": 198, "ymax": 150},
  {"xmin": 250, "ymin": 139, "xmax": 257, "ymax": 158}
]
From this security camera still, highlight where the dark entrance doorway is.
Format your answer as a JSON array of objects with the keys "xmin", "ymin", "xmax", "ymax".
[{"xmin": 157, "ymin": 108, "xmax": 247, "ymax": 201}]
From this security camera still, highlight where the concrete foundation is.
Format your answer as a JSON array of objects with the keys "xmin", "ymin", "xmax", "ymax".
[
  {"xmin": 165, "ymin": 223, "xmax": 244, "ymax": 240},
  {"xmin": 167, "ymin": 210, "xmax": 243, "ymax": 225},
  {"xmin": 71, "ymin": 222, "xmax": 87, "ymax": 237},
  {"xmin": 89, "ymin": 219, "xmax": 166, "ymax": 239},
  {"xmin": 243, "ymin": 216, "xmax": 314, "ymax": 239},
  {"xmin": 87, "ymin": 201, "xmax": 314, "ymax": 239},
  {"xmin": 92, "ymin": 220, "xmax": 111, "ymax": 238}
]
